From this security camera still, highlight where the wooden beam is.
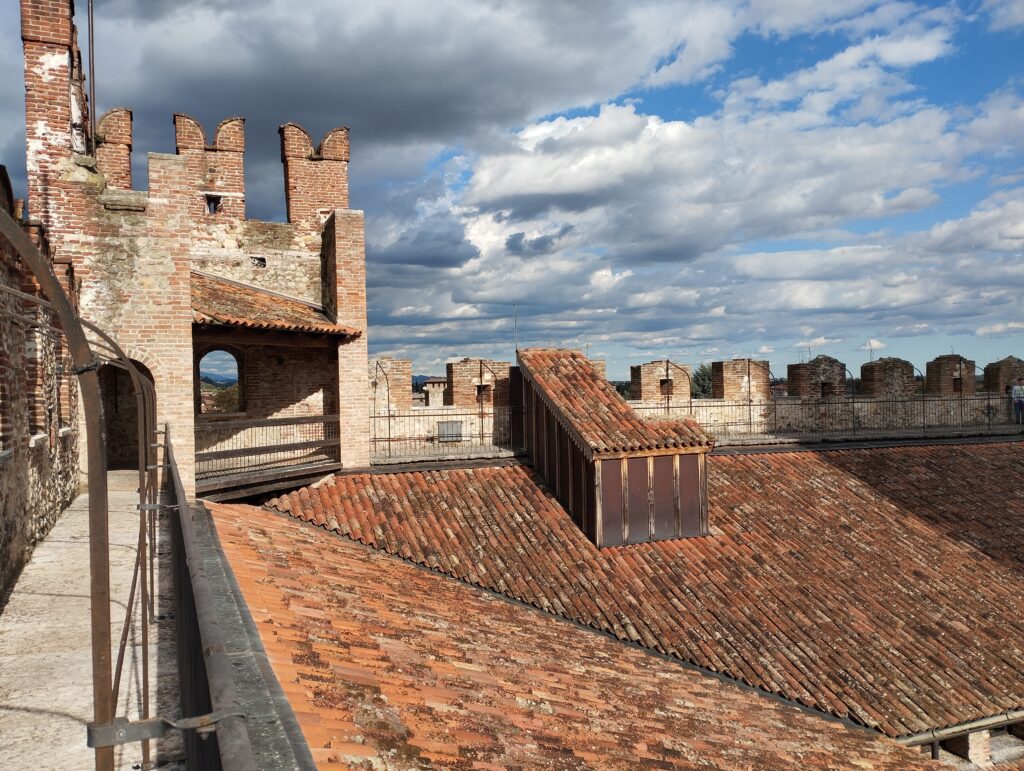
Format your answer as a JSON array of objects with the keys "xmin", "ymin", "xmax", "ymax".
[{"xmin": 193, "ymin": 325, "xmax": 339, "ymax": 348}]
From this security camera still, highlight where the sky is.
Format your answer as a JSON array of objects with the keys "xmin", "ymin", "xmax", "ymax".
[{"xmin": 1, "ymin": 0, "xmax": 1022, "ymax": 379}]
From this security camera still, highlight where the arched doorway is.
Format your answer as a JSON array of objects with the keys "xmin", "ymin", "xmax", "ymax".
[{"xmin": 98, "ymin": 360, "xmax": 154, "ymax": 470}]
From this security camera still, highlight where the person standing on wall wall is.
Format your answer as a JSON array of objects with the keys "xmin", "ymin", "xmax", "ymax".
[{"xmin": 1013, "ymin": 378, "xmax": 1024, "ymax": 425}]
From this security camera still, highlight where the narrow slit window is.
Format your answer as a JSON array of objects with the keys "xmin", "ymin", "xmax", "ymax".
[{"xmin": 205, "ymin": 194, "xmax": 223, "ymax": 214}]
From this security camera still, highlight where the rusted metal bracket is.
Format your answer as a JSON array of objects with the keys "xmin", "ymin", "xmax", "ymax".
[
  {"xmin": 72, "ymin": 359, "xmax": 102, "ymax": 375},
  {"xmin": 87, "ymin": 709, "xmax": 245, "ymax": 748}
]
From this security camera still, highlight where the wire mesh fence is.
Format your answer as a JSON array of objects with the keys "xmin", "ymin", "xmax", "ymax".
[
  {"xmin": 632, "ymin": 392, "xmax": 1024, "ymax": 444},
  {"xmin": 370, "ymin": 406, "xmax": 521, "ymax": 463}
]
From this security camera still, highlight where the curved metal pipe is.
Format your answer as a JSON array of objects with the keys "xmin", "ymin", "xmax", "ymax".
[{"xmin": 0, "ymin": 208, "xmax": 113, "ymax": 770}]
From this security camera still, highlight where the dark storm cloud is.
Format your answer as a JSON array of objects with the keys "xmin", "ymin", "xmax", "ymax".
[
  {"xmin": 371, "ymin": 213, "xmax": 479, "ymax": 268},
  {"xmin": 504, "ymin": 225, "xmax": 573, "ymax": 257}
]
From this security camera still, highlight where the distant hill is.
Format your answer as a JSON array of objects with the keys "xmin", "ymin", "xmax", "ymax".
[{"xmin": 200, "ymin": 373, "xmax": 238, "ymax": 387}]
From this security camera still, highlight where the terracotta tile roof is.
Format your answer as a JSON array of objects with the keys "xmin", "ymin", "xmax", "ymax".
[
  {"xmin": 517, "ymin": 348, "xmax": 712, "ymax": 455},
  {"xmin": 265, "ymin": 442, "xmax": 1024, "ymax": 739},
  {"xmin": 190, "ymin": 270, "xmax": 360, "ymax": 337},
  {"xmin": 210, "ymin": 501, "xmax": 935, "ymax": 770}
]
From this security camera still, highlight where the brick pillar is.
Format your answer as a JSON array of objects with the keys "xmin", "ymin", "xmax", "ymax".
[
  {"xmin": 940, "ymin": 730, "xmax": 990, "ymax": 765},
  {"xmin": 143, "ymin": 153, "xmax": 196, "ymax": 495},
  {"xmin": 326, "ymin": 210, "xmax": 369, "ymax": 468},
  {"xmin": 21, "ymin": 0, "xmax": 79, "ymax": 224}
]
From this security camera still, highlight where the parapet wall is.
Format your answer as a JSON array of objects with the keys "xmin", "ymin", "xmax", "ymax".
[
  {"xmin": 445, "ymin": 358, "xmax": 511, "ymax": 408},
  {"xmin": 712, "ymin": 359, "xmax": 771, "ymax": 400},
  {"xmin": 369, "ymin": 357, "xmax": 413, "ymax": 411},
  {"xmin": 630, "ymin": 360, "xmax": 691, "ymax": 401},
  {"xmin": 926, "ymin": 355, "xmax": 976, "ymax": 395},
  {"xmin": 0, "ymin": 167, "xmax": 79, "ymax": 598}
]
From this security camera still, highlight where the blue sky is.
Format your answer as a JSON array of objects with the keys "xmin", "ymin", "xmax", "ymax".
[{"xmin": 1, "ymin": 0, "xmax": 1022, "ymax": 378}]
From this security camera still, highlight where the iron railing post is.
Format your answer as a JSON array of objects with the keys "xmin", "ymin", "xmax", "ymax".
[{"xmin": 0, "ymin": 209, "xmax": 113, "ymax": 771}]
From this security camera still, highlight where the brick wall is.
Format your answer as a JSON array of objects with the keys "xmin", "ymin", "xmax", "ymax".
[
  {"xmin": 0, "ymin": 166, "xmax": 79, "ymax": 598},
  {"xmin": 983, "ymin": 356, "xmax": 1024, "ymax": 395},
  {"xmin": 860, "ymin": 358, "xmax": 916, "ymax": 397},
  {"xmin": 95, "ymin": 108, "xmax": 132, "ymax": 189},
  {"xmin": 630, "ymin": 360, "xmax": 691, "ymax": 401},
  {"xmin": 20, "ymin": 0, "xmax": 371, "ymax": 491},
  {"xmin": 787, "ymin": 355, "xmax": 846, "ymax": 398},
  {"xmin": 445, "ymin": 358, "xmax": 512, "ymax": 408},
  {"xmin": 711, "ymin": 359, "xmax": 771, "ymax": 400},
  {"xmin": 369, "ymin": 357, "xmax": 413, "ymax": 411},
  {"xmin": 925, "ymin": 355, "xmax": 976, "ymax": 395}
]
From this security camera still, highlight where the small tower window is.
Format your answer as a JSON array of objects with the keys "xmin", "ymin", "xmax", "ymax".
[
  {"xmin": 205, "ymin": 194, "xmax": 223, "ymax": 214},
  {"xmin": 250, "ymin": 256, "xmax": 267, "ymax": 268}
]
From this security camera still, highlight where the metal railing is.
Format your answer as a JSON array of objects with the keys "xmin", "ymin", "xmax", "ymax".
[
  {"xmin": 632, "ymin": 392, "xmax": 1024, "ymax": 444},
  {"xmin": 194, "ymin": 414, "xmax": 341, "ymax": 482},
  {"xmin": 370, "ymin": 405, "xmax": 522, "ymax": 463},
  {"xmin": 166, "ymin": 426, "xmax": 257, "ymax": 769}
]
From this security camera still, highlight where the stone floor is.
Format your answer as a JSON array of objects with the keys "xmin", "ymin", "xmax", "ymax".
[{"xmin": 0, "ymin": 471, "xmax": 183, "ymax": 770}]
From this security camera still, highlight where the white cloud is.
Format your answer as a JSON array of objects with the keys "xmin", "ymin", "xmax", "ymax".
[
  {"xmin": 795, "ymin": 336, "xmax": 844, "ymax": 348},
  {"xmin": 857, "ymin": 338, "xmax": 888, "ymax": 351},
  {"xmin": 982, "ymin": 0, "xmax": 1024, "ymax": 31},
  {"xmin": 976, "ymin": 321, "xmax": 1024, "ymax": 336}
]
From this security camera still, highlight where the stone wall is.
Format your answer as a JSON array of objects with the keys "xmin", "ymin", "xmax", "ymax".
[
  {"xmin": 860, "ymin": 357, "xmax": 915, "ymax": 397},
  {"xmin": 369, "ymin": 357, "xmax": 413, "ymax": 411},
  {"xmin": 633, "ymin": 392, "xmax": 1018, "ymax": 442},
  {"xmin": 630, "ymin": 360, "xmax": 691, "ymax": 401},
  {"xmin": 0, "ymin": 167, "xmax": 79, "ymax": 598},
  {"xmin": 926, "ymin": 355, "xmax": 976, "ymax": 395},
  {"xmin": 787, "ymin": 355, "xmax": 846, "ymax": 397},
  {"xmin": 711, "ymin": 359, "xmax": 771, "ymax": 400},
  {"xmin": 370, "ymin": 405, "xmax": 514, "ymax": 464},
  {"xmin": 984, "ymin": 356, "xmax": 1024, "ymax": 395}
]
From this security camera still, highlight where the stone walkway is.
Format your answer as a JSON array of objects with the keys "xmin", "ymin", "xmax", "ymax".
[{"xmin": 0, "ymin": 471, "xmax": 183, "ymax": 770}]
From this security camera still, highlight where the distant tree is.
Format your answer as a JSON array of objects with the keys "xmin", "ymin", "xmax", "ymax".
[
  {"xmin": 691, "ymin": 363, "xmax": 712, "ymax": 398},
  {"xmin": 212, "ymin": 384, "xmax": 240, "ymax": 413},
  {"xmin": 612, "ymin": 381, "xmax": 632, "ymax": 398}
]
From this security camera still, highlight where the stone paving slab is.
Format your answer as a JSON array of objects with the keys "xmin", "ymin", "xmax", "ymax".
[{"xmin": 0, "ymin": 471, "xmax": 183, "ymax": 770}]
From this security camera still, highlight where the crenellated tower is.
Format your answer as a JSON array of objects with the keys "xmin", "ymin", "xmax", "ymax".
[{"xmin": 19, "ymin": 0, "xmax": 371, "ymax": 494}]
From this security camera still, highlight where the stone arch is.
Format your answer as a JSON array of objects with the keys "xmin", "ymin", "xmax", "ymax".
[{"xmin": 99, "ymin": 358, "xmax": 155, "ymax": 470}]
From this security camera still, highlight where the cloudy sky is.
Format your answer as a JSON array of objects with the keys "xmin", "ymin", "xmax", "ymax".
[{"xmin": 2, "ymin": 0, "xmax": 1023, "ymax": 378}]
